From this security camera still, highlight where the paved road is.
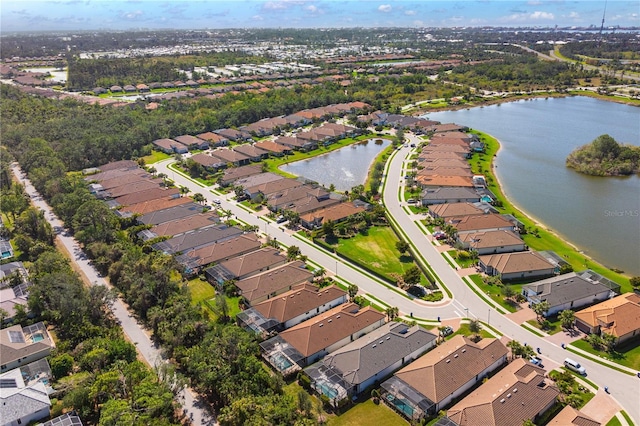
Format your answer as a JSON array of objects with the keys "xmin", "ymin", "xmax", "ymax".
[
  {"xmin": 157, "ymin": 140, "xmax": 640, "ymax": 424},
  {"xmin": 11, "ymin": 163, "xmax": 216, "ymax": 426}
]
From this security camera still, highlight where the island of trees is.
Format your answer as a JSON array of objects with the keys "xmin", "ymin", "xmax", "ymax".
[{"xmin": 566, "ymin": 134, "xmax": 640, "ymax": 176}]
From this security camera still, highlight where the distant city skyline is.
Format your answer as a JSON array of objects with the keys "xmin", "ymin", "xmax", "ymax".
[{"xmin": 2, "ymin": 0, "xmax": 638, "ymax": 33}]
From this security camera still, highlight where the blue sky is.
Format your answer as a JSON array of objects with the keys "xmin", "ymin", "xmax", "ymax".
[{"xmin": 2, "ymin": 1, "xmax": 638, "ymax": 32}]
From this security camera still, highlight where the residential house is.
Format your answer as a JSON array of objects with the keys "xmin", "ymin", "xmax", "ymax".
[
  {"xmin": 0, "ymin": 367, "xmax": 50, "ymax": 426},
  {"xmin": 260, "ymin": 303, "xmax": 386, "ymax": 375},
  {"xmin": 457, "ymin": 230, "xmax": 525, "ymax": 255},
  {"xmin": 237, "ymin": 284, "xmax": 347, "ymax": 335},
  {"xmin": 218, "ymin": 164, "xmax": 264, "ymax": 187},
  {"xmin": 123, "ymin": 84, "xmax": 136, "ymax": 93},
  {"xmin": 305, "ymin": 323, "xmax": 437, "ymax": 402},
  {"xmin": 174, "ymin": 135, "xmax": 209, "ymax": 150},
  {"xmin": 300, "ymin": 202, "xmax": 366, "ymax": 230},
  {"xmin": 0, "ymin": 322, "xmax": 55, "ymax": 373},
  {"xmin": 420, "ymin": 187, "xmax": 481, "ymax": 206},
  {"xmin": 417, "ymin": 167, "xmax": 473, "ymax": 178},
  {"xmin": 233, "ymin": 144, "xmax": 270, "ymax": 162},
  {"xmin": 479, "ymin": 251, "xmax": 556, "ymax": 281},
  {"xmin": 416, "ymin": 175, "xmax": 475, "ymax": 188},
  {"xmin": 175, "ymin": 233, "xmax": 262, "ymax": 275},
  {"xmin": 196, "ymin": 131, "xmax": 229, "ymax": 147},
  {"xmin": 418, "ymin": 151, "xmax": 467, "ymax": 161},
  {"xmin": 428, "ymin": 203, "xmax": 486, "ymax": 220},
  {"xmin": 142, "ymin": 211, "xmax": 221, "ymax": 240},
  {"xmin": 204, "ymin": 247, "xmax": 287, "ymax": 286},
  {"xmin": 432, "ymin": 123, "xmax": 469, "ymax": 133},
  {"xmin": 113, "ymin": 187, "xmax": 180, "ymax": 208},
  {"xmin": 99, "ymin": 178, "xmax": 163, "ymax": 199},
  {"xmin": 574, "ymin": 293, "xmax": 640, "ymax": 345},
  {"xmin": 380, "ymin": 336, "xmax": 508, "ymax": 421},
  {"xmin": 254, "ymin": 140, "xmax": 292, "ymax": 157},
  {"xmin": 235, "ymin": 260, "xmax": 314, "ymax": 305},
  {"xmin": 213, "ymin": 128, "xmax": 252, "ymax": 142},
  {"xmin": 152, "ymin": 138, "xmax": 189, "ymax": 154},
  {"xmin": 418, "ymin": 158, "xmax": 471, "ymax": 170},
  {"xmin": 136, "ymin": 83, "xmax": 149, "ymax": 92},
  {"xmin": 119, "ymin": 196, "xmax": 193, "ymax": 216},
  {"xmin": 442, "ymin": 359, "xmax": 559, "ymax": 426},
  {"xmin": 234, "ymin": 172, "xmax": 284, "ymax": 191},
  {"xmin": 287, "ymin": 195, "xmax": 342, "ymax": 216},
  {"xmin": 151, "ymin": 224, "xmax": 244, "ymax": 255},
  {"xmin": 0, "ymin": 282, "xmax": 29, "ymax": 324},
  {"xmin": 275, "ymin": 136, "xmax": 317, "ymax": 152},
  {"xmin": 522, "ymin": 271, "xmax": 616, "ymax": 317},
  {"xmin": 210, "ymin": 148, "xmax": 251, "ymax": 167},
  {"xmin": 447, "ymin": 214, "xmax": 516, "ymax": 235},
  {"xmin": 190, "ymin": 153, "xmax": 227, "ymax": 171},
  {"xmin": 547, "ymin": 406, "xmax": 601, "ymax": 426},
  {"xmin": 137, "ymin": 202, "xmax": 203, "ymax": 225},
  {"xmin": 244, "ymin": 178, "xmax": 304, "ymax": 202},
  {"xmin": 39, "ymin": 412, "xmax": 85, "ymax": 426},
  {"xmin": 109, "ymin": 85, "xmax": 123, "ymax": 93},
  {"xmin": 266, "ymin": 185, "xmax": 330, "ymax": 213}
]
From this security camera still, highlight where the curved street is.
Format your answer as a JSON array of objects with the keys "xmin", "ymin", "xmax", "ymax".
[{"xmin": 156, "ymin": 134, "xmax": 639, "ymax": 424}]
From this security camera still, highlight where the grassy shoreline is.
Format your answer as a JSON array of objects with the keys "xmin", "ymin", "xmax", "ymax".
[{"xmin": 469, "ymin": 129, "xmax": 632, "ymax": 290}]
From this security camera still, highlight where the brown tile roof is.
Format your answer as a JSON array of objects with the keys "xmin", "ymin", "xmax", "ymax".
[
  {"xmin": 446, "ymin": 359, "xmax": 559, "ymax": 426},
  {"xmin": 431, "ymin": 131, "xmax": 472, "ymax": 142},
  {"xmin": 104, "ymin": 179, "xmax": 163, "ymax": 198},
  {"xmin": 417, "ymin": 166, "xmax": 473, "ymax": 177},
  {"xmin": 416, "ymin": 175, "xmax": 475, "ymax": 187},
  {"xmin": 216, "ymin": 247, "xmax": 287, "ymax": 279},
  {"xmin": 418, "ymin": 158, "xmax": 470, "ymax": 169},
  {"xmin": 300, "ymin": 202, "xmax": 366, "ymax": 225},
  {"xmin": 479, "ymin": 251, "xmax": 555, "ymax": 274},
  {"xmin": 233, "ymin": 144, "xmax": 269, "ymax": 158},
  {"xmin": 418, "ymin": 151, "xmax": 467, "ymax": 160},
  {"xmin": 290, "ymin": 196, "xmax": 342, "ymax": 215},
  {"xmin": 574, "ymin": 293, "xmax": 640, "ymax": 339},
  {"xmin": 0, "ymin": 322, "xmax": 54, "ymax": 367},
  {"xmin": 86, "ymin": 167, "xmax": 147, "ymax": 184},
  {"xmin": 220, "ymin": 164, "xmax": 264, "ymax": 185},
  {"xmin": 178, "ymin": 233, "xmax": 262, "ymax": 269},
  {"xmin": 447, "ymin": 214, "xmax": 514, "ymax": 233},
  {"xmin": 432, "ymin": 123, "xmax": 468, "ymax": 133},
  {"xmin": 458, "ymin": 230, "xmax": 524, "ymax": 249},
  {"xmin": 278, "ymin": 303, "xmax": 385, "ymax": 358},
  {"xmin": 246, "ymin": 178, "xmax": 304, "ymax": 197},
  {"xmin": 120, "ymin": 196, "xmax": 192, "ymax": 215},
  {"xmin": 235, "ymin": 261, "xmax": 314, "ymax": 303},
  {"xmin": 210, "ymin": 148, "xmax": 251, "ymax": 164},
  {"xmin": 97, "ymin": 160, "xmax": 140, "ymax": 172},
  {"xmin": 429, "ymin": 202, "xmax": 486, "ymax": 219},
  {"xmin": 234, "ymin": 172, "xmax": 284, "ymax": 189},
  {"xmin": 150, "ymin": 211, "xmax": 221, "ymax": 237},
  {"xmin": 394, "ymin": 336, "xmax": 509, "ymax": 405},
  {"xmin": 422, "ymin": 144, "xmax": 470, "ymax": 154},
  {"xmin": 255, "ymin": 140, "xmax": 291, "ymax": 154},
  {"xmin": 174, "ymin": 135, "xmax": 204, "ymax": 146},
  {"xmin": 191, "ymin": 153, "xmax": 226, "ymax": 168},
  {"xmin": 115, "ymin": 187, "xmax": 180, "ymax": 206},
  {"xmin": 547, "ymin": 406, "xmax": 601, "ymax": 426},
  {"xmin": 253, "ymin": 284, "xmax": 347, "ymax": 324},
  {"xmin": 197, "ymin": 132, "xmax": 228, "ymax": 144}
]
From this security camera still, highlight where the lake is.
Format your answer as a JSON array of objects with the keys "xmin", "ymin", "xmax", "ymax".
[
  {"xmin": 280, "ymin": 138, "xmax": 391, "ymax": 192},
  {"xmin": 425, "ymin": 96, "xmax": 640, "ymax": 276}
]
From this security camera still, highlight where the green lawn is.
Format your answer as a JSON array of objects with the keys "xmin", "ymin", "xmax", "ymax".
[
  {"xmin": 448, "ymin": 323, "xmax": 494, "ymax": 340},
  {"xmin": 328, "ymin": 399, "xmax": 407, "ymax": 426},
  {"xmin": 526, "ymin": 316, "xmax": 563, "ymax": 335},
  {"xmin": 141, "ymin": 150, "xmax": 171, "ymax": 164},
  {"xmin": 605, "ymin": 415, "xmax": 622, "ymax": 426},
  {"xmin": 447, "ymin": 250, "xmax": 476, "ymax": 268},
  {"xmin": 334, "ymin": 226, "xmax": 425, "ymax": 283},
  {"xmin": 468, "ymin": 274, "xmax": 519, "ymax": 313},
  {"xmin": 186, "ymin": 277, "xmax": 216, "ymax": 305},
  {"xmin": 548, "ymin": 369, "xmax": 596, "ymax": 409},
  {"xmin": 571, "ymin": 338, "xmax": 640, "ymax": 371},
  {"xmin": 469, "ymin": 131, "xmax": 630, "ymax": 291}
]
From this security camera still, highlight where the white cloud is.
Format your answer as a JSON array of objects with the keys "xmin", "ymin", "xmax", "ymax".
[
  {"xmin": 412, "ymin": 19, "xmax": 424, "ymax": 26},
  {"xmin": 530, "ymin": 11, "xmax": 554, "ymax": 20},
  {"xmin": 121, "ymin": 10, "xmax": 143, "ymax": 20},
  {"xmin": 502, "ymin": 10, "xmax": 554, "ymax": 23},
  {"xmin": 567, "ymin": 11, "xmax": 580, "ymax": 19},
  {"xmin": 304, "ymin": 4, "xmax": 323, "ymax": 15},
  {"xmin": 527, "ymin": 0, "xmax": 542, "ymax": 5},
  {"xmin": 252, "ymin": 14, "xmax": 264, "ymax": 21},
  {"xmin": 405, "ymin": 10, "xmax": 416, "ymax": 16},
  {"xmin": 378, "ymin": 4, "xmax": 392, "ymax": 13},
  {"xmin": 262, "ymin": 1, "xmax": 305, "ymax": 11}
]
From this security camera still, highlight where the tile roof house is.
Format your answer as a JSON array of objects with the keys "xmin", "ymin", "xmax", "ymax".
[
  {"xmin": 419, "ymin": 158, "xmax": 471, "ymax": 170},
  {"xmin": 429, "ymin": 203, "xmax": 486, "ymax": 220},
  {"xmin": 196, "ymin": 131, "xmax": 229, "ymax": 147},
  {"xmin": 152, "ymin": 138, "xmax": 189, "ymax": 154},
  {"xmin": 0, "ymin": 367, "xmax": 51, "ymax": 426},
  {"xmin": 244, "ymin": 178, "xmax": 304, "ymax": 201},
  {"xmin": 0, "ymin": 282, "xmax": 30, "ymax": 324},
  {"xmin": 144, "ymin": 211, "xmax": 221, "ymax": 239},
  {"xmin": 190, "ymin": 153, "xmax": 227, "ymax": 170},
  {"xmin": 300, "ymin": 202, "xmax": 366, "ymax": 230},
  {"xmin": 0, "ymin": 322, "xmax": 55, "ymax": 373},
  {"xmin": 119, "ymin": 196, "xmax": 193, "ymax": 216},
  {"xmin": 204, "ymin": 247, "xmax": 287, "ymax": 286},
  {"xmin": 447, "ymin": 214, "xmax": 516, "ymax": 235},
  {"xmin": 136, "ymin": 202, "xmax": 203, "ymax": 225},
  {"xmin": 254, "ymin": 140, "xmax": 292, "ymax": 157},
  {"xmin": 175, "ymin": 233, "xmax": 262, "ymax": 275},
  {"xmin": 266, "ymin": 185, "xmax": 330, "ymax": 212},
  {"xmin": 237, "ymin": 283, "xmax": 348, "ymax": 335},
  {"xmin": 151, "ymin": 224, "xmax": 244, "ymax": 255},
  {"xmin": 380, "ymin": 336, "xmax": 508, "ymax": 421},
  {"xmin": 114, "ymin": 187, "xmax": 180, "ymax": 207},
  {"xmin": 218, "ymin": 164, "xmax": 264, "ymax": 187},
  {"xmin": 547, "ymin": 406, "xmax": 601, "ymax": 426},
  {"xmin": 235, "ymin": 260, "xmax": 314, "ymax": 305},
  {"xmin": 457, "ymin": 230, "xmax": 525, "ymax": 255},
  {"xmin": 420, "ymin": 187, "xmax": 481, "ymax": 206},
  {"xmin": 479, "ymin": 251, "xmax": 556, "ymax": 281},
  {"xmin": 213, "ymin": 128, "xmax": 252, "ymax": 142},
  {"xmin": 232, "ymin": 144, "xmax": 270, "ymax": 162},
  {"xmin": 522, "ymin": 271, "xmax": 616, "ymax": 317},
  {"xmin": 417, "ymin": 166, "xmax": 473, "ymax": 178},
  {"xmin": 305, "ymin": 323, "xmax": 437, "ymax": 402},
  {"xmin": 287, "ymin": 195, "xmax": 342, "ymax": 216},
  {"xmin": 416, "ymin": 175, "xmax": 475, "ymax": 188},
  {"xmin": 260, "ymin": 303, "xmax": 386, "ymax": 375},
  {"xmin": 173, "ymin": 135, "xmax": 209, "ymax": 150},
  {"xmin": 209, "ymin": 148, "xmax": 251, "ymax": 167},
  {"xmin": 234, "ymin": 172, "xmax": 284, "ymax": 190},
  {"xmin": 443, "ymin": 358, "xmax": 559, "ymax": 426},
  {"xmin": 574, "ymin": 293, "xmax": 640, "ymax": 345}
]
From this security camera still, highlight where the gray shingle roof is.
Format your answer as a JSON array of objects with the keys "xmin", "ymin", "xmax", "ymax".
[{"xmin": 522, "ymin": 272, "xmax": 614, "ymax": 308}]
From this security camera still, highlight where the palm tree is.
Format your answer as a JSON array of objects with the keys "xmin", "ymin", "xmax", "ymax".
[
  {"xmin": 179, "ymin": 186, "xmax": 190, "ymax": 197},
  {"xmin": 385, "ymin": 306, "xmax": 399, "ymax": 321},
  {"xmin": 192, "ymin": 193, "xmax": 205, "ymax": 205},
  {"xmin": 558, "ymin": 310, "xmax": 575, "ymax": 330},
  {"xmin": 532, "ymin": 301, "xmax": 551, "ymax": 323}
]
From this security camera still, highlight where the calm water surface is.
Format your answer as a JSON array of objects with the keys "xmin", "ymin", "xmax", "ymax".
[
  {"xmin": 280, "ymin": 138, "xmax": 391, "ymax": 192},
  {"xmin": 425, "ymin": 97, "xmax": 640, "ymax": 276}
]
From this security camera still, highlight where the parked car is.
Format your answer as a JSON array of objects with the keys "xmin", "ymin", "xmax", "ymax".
[
  {"xmin": 407, "ymin": 198, "xmax": 417, "ymax": 204},
  {"xmin": 439, "ymin": 326, "xmax": 454, "ymax": 337},
  {"xmin": 564, "ymin": 358, "xmax": 586, "ymax": 375},
  {"xmin": 530, "ymin": 356, "xmax": 543, "ymax": 367},
  {"xmin": 276, "ymin": 215, "xmax": 287, "ymax": 224},
  {"xmin": 432, "ymin": 231, "xmax": 447, "ymax": 240},
  {"xmin": 213, "ymin": 199, "xmax": 221, "ymax": 205}
]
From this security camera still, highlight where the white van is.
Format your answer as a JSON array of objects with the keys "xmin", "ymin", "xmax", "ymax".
[{"xmin": 564, "ymin": 358, "xmax": 586, "ymax": 375}]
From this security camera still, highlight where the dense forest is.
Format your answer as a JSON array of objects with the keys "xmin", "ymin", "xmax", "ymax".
[{"xmin": 566, "ymin": 134, "xmax": 640, "ymax": 176}]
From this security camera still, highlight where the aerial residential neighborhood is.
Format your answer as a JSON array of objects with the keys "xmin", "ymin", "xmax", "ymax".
[{"xmin": 1, "ymin": 2, "xmax": 639, "ymax": 426}]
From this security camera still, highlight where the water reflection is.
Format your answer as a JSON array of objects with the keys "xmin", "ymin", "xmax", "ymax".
[{"xmin": 280, "ymin": 138, "xmax": 391, "ymax": 192}]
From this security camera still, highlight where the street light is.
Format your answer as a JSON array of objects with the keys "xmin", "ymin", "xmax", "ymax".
[
  {"xmin": 464, "ymin": 307, "xmax": 469, "ymax": 318},
  {"xmin": 335, "ymin": 260, "xmax": 338, "ymax": 277}
]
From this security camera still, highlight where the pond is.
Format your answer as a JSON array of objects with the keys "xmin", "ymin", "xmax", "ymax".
[{"xmin": 280, "ymin": 138, "xmax": 392, "ymax": 191}]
